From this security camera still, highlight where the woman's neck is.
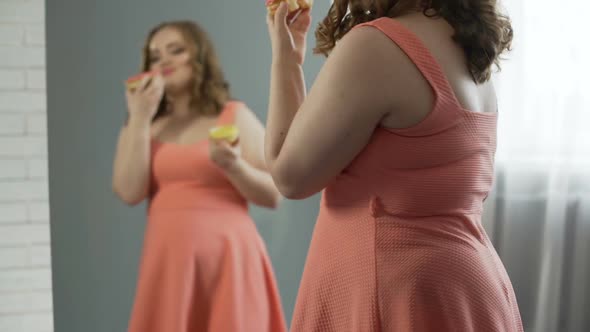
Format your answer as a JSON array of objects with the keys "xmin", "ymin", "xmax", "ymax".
[{"xmin": 165, "ymin": 92, "xmax": 194, "ymax": 117}]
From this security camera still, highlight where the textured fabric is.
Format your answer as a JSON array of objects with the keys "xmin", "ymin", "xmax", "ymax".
[
  {"xmin": 290, "ymin": 18, "xmax": 524, "ymax": 332},
  {"xmin": 128, "ymin": 101, "xmax": 287, "ymax": 332}
]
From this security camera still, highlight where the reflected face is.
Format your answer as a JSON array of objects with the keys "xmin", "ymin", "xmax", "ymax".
[{"xmin": 147, "ymin": 27, "xmax": 194, "ymax": 93}]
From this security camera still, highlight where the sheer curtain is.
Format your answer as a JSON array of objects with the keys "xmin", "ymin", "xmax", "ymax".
[{"xmin": 484, "ymin": 1, "xmax": 590, "ymax": 331}]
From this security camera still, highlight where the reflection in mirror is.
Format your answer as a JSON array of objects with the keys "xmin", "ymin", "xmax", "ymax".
[
  {"xmin": 112, "ymin": 20, "xmax": 288, "ymax": 332},
  {"xmin": 46, "ymin": 1, "xmax": 330, "ymax": 330}
]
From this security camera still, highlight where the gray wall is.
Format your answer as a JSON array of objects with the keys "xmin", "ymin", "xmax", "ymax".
[{"xmin": 47, "ymin": 0, "xmax": 328, "ymax": 331}]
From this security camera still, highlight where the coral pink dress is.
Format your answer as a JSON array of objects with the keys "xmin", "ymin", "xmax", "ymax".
[
  {"xmin": 128, "ymin": 101, "xmax": 286, "ymax": 332},
  {"xmin": 290, "ymin": 18, "xmax": 524, "ymax": 332}
]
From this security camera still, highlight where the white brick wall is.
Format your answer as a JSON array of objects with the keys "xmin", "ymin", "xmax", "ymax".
[{"xmin": 0, "ymin": 1, "xmax": 53, "ymax": 331}]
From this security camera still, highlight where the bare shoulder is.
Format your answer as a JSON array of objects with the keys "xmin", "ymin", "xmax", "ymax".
[
  {"xmin": 395, "ymin": 12, "xmax": 497, "ymax": 113},
  {"xmin": 335, "ymin": 23, "xmax": 409, "ymax": 69},
  {"xmin": 233, "ymin": 102, "xmax": 264, "ymax": 131},
  {"xmin": 315, "ymin": 23, "xmax": 420, "ymax": 118},
  {"xmin": 323, "ymin": 20, "xmax": 437, "ymax": 121}
]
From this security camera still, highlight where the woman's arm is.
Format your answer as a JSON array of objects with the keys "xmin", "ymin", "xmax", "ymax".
[
  {"xmin": 112, "ymin": 74, "xmax": 164, "ymax": 205},
  {"xmin": 112, "ymin": 116, "xmax": 152, "ymax": 205},
  {"xmin": 265, "ymin": 26, "xmax": 395, "ymax": 199}
]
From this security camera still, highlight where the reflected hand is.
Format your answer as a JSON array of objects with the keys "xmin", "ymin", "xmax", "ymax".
[
  {"xmin": 209, "ymin": 138, "xmax": 241, "ymax": 171},
  {"xmin": 125, "ymin": 73, "xmax": 164, "ymax": 122}
]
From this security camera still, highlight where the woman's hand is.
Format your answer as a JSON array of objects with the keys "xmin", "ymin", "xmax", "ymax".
[
  {"xmin": 267, "ymin": 2, "xmax": 312, "ymax": 65},
  {"xmin": 209, "ymin": 138, "xmax": 241, "ymax": 172},
  {"xmin": 125, "ymin": 73, "xmax": 165, "ymax": 123}
]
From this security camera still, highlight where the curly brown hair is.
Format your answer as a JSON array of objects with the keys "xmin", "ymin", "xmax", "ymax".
[
  {"xmin": 142, "ymin": 20, "xmax": 231, "ymax": 118},
  {"xmin": 314, "ymin": 0, "xmax": 513, "ymax": 83}
]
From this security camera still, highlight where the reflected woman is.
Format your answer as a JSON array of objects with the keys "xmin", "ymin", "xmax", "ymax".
[{"xmin": 112, "ymin": 20, "xmax": 286, "ymax": 332}]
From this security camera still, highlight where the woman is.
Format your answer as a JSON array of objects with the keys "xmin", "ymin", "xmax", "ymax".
[
  {"xmin": 266, "ymin": 1, "xmax": 522, "ymax": 331},
  {"xmin": 112, "ymin": 20, "xmax": 286, "ymax": 332}
]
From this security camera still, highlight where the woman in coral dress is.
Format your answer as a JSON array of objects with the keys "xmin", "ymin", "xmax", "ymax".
[
  {"xmin": 265, "ymin": 1, "xmax": 523, "ymax": 331},
  {"xmin": 112, "ymin": 20, "xmax": 286, "ymax": 332}
]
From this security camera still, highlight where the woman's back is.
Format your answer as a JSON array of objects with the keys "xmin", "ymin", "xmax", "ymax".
[
  {"xmin": 317, "ymin": 15, "xmax": 501, "ymax": 216},
  {"xmin": 289, "ymin": 15, "xmax": 523, "ymax": 332},
  {"xmin": 375, "ymin": 13, "xmax": 498, "ymax": 130}
]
